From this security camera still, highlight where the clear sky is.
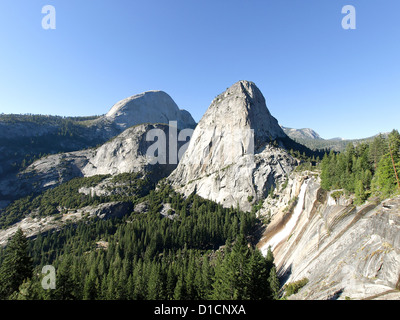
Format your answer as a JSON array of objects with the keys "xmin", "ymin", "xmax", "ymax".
[{"xmin": 0, "ymin": 1, "xmax": 399, "ymax": 140}]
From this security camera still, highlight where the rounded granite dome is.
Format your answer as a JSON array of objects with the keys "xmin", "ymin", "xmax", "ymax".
[{"xmin": 105, "ymin": 90, "xmax": 196, "ymax": 130}]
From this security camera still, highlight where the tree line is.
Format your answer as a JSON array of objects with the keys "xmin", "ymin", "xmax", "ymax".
[{"xmin": 320, "ymin": 129, "xmax": 400, "ymax": 203}]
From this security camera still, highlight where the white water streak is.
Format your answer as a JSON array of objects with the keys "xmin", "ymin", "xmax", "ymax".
[{"xmin": 261, "ymin": 180, "xmax": 308, "ymax": 255}]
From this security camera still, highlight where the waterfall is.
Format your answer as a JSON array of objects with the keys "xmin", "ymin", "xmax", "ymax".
[{"xmin": 261, "ymin": 179, "xmax": 308, "ymax": 255}]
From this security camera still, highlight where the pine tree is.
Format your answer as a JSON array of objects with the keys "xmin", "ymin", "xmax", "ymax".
[
  {"xmin": 369, "ymin": 134, "xmax": 387, "ymax": 170},
  {"xmin": 8, "ymin": 278, "xmax": 41, "ymax": 300},
  {"xmin": 83, "ymin": 265, "xmax": 99, "ymax": 300},
  {"xmin": 372, "ymin": 154, "xmax": 399, "ymax": 198},
  {"xmin": 199, "ymin": 255, "xmax": 212, "ymax": 299},
  {"xmin": 0, "ymin": 228, "xmax": 33, "ymax": 299},
  {"xmin": 132, "ymin": 261, "xmax": 146, "ymax": 300},
  {"xmin": 115, "ymin": 268, "xmax": 127, "ymax": 300},
  {"xmin": 54, "ymin": 255, "xmax": 76, "ymax": 300},
  {"xmin": 211, "ymin": 252, "xmax": 232, "ymax": 299},
  {"xmin": 354, "ymin": 180, "xmax": 367, "ymax": 205},
  {"xmin": 126, "ymin": 275, "xmax": 135, "ymax": 300},
  {"xmin": 173, "ymin": 274, "xmax": 186, "ymax": 300},
  {"xmin": 388, "ymin": 130, "xmax": 400, "ymax": 190},
  {"xmin": 147, "ymin": 263, "xmax": 161, "ymax": 300},
  {"xmin": 212, "ymin": 234, "xmax": 251, "ymax": 300},
  {"xmin": 165, "ymin": 264, "xmax": 176, "ymax": 300},
  {"xmin": 388, "ymin": 130, "xmax": 400, "ymax": 160},
  {"xmin": 268, "ymin": 266, "xmax": 280, "ymax": 300},
  {"xmin": 184, "ymin": 253, "xmax": 198, "ymax": 299},
  {"xmin": 99, "ymin": 275, "xmax": 108, "ymax": 300},
  {"xmin": 320, "ymin": 153, "xmax": 331, "ymax": 190},
  {"xmin": 248, "ymin": 249, "xmax": 271, "ymax": 300},
  {"xmin": 265, "ymin": 246, "xmax": 275, "ymax": 272}
]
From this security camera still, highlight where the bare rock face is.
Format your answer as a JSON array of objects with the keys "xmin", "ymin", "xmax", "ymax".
[
  {"xmin": 258, "ymin": 173, "xmax": 400, "ymax": 300},
  {"xmin": 81, "ymin": 123, "xmax": 179, "ymax": 179},
  {"xmin": 168, "ymin": 80, "xmax": 296, "ymax": 211},
  {"xmin": 104, "ymin": 90, "xmax": 196, "ymax": 130},
  {"xmin": 3, "ymin": 123, "xmax": 180, "ymax": 199}
]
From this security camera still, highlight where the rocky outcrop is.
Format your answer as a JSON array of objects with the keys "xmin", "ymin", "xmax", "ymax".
[
  {"xmin": 81, "ymin": 123, "xmax": 180, "ymax": 179},
  {"xmin": 1, "ymin": 123, "xmax": 182, "ymax": 199},
  {"xmin": 168, "ymin": 80, "xmax": 297, "ymax": 211},
  {"xmin": 0, "ymin": 201, "xmax": 133, "ymax": 247},
  {"xmin": 257, "ymin": 173, "xmax": 400, "ymax": 300}
]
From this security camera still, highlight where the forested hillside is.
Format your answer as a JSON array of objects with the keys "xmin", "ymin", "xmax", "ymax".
[
  {"xmin": 320, "ymin": 130, "xmax": 400, "ymax": 203},
  {"xmin": 0, "ymin": 172, "xmax": 153, "ymax": 228},
  {"xmin": 0, "ymin": 182, "xmax": 279, "ymax": 300}
]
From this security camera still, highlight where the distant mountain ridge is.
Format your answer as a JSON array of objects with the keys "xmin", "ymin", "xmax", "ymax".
[
  {"xmin": 281, "ymin": 126, "xmax": 322, "ymax": 140},
  {"xmin": 282, "ymin": 126, "xmax": 389, "ymax": 152}
]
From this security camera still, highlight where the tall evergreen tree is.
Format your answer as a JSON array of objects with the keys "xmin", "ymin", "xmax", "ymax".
[
  {"xmin": 54, "ymin": 255, "xmax": 76, "ymax": 300},
  {"xmin": 147, "ymin": 263, "xmax": 162, "ymax": 300},
  {"xmin": 212, "ymin": 234, "xmax": 251, "ymax": 299},
  {"xmin": 268, "ymin": 266, "xmax": 280, "ymax": 300},
  {"xmin": 372, "ymin": 154, "xmax": 400, "ymax": 198},
  {"xmin": 173, "ymin": 274, "xmax": 186, "ymax": 300},
  {"xmin": 248, "ymin": 249, "xmax": 271, "ymax": 300},
  {"xmin": 355, "ymin": 179, "xmax": 367, "ymax": 205},
  {"xmin": 369, "ymin": 134, "xmax": 387, "ymax": 170},
  {"xmin": 0, "ymin": 228, "xmax": 33, "ymax": 299},
  {"xmin": 83, "ymin": 264, "xmax": 99, "ymax": 300}
]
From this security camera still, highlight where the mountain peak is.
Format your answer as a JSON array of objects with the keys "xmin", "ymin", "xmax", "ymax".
[
  {"xmin": 105, "ymin": 90, "xmax": 196, "ymax": 130},
  {"xmin": 213, "ymin": 80, "xmax": 263, "ymax": 106},
  {"xmin": 228, "ymin": 80, "xmax": 259, "ymax": 97},
  {"xmin": 207, "ymin": 80, "xmax": 286, "ymax": 145},
  {"xmin": 168, "ymin": 80, "xmax": 295, "ymax": 210}
]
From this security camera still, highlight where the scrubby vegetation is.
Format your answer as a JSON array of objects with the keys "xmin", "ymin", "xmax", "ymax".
[{"xmin": 283, "ymin": 278, "xmax": 309, "ymax": 298}]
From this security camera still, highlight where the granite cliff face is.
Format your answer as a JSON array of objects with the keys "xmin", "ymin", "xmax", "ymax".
[
  {"xmin": 168, "ymin": 80, "xmax": 297, "ymax": 211},
  {"xmin": 0, "ymin": 123, "xmax": 181, "ymax": 201},
  {"xmin": 257, "ymin": 173, "xmax": 400, "ymax": 300}
]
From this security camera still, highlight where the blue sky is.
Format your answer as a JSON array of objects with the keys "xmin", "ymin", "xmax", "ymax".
[{"xmin": 0, "ymin": 1, "xmax": 399, "ymax": 139}]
